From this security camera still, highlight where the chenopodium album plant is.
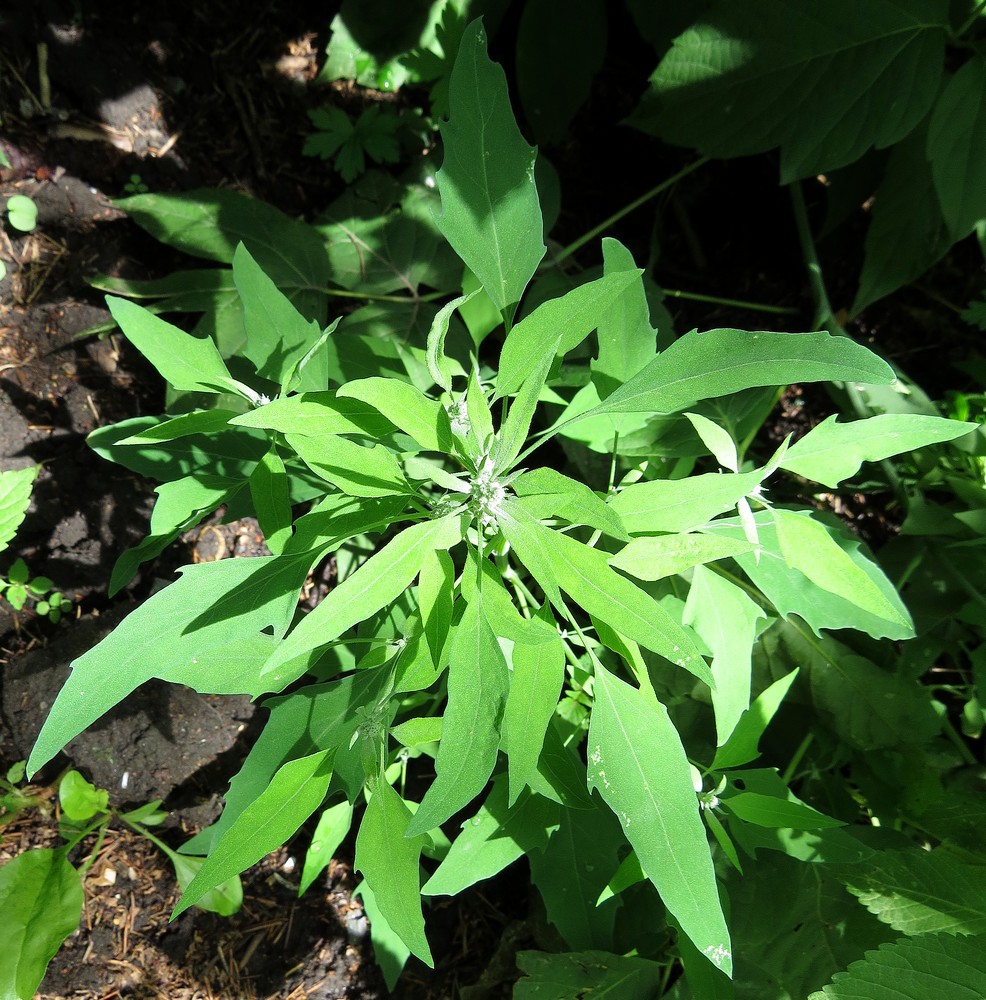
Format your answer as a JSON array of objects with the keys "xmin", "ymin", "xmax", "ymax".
[{"xmin": 26, "ymin": 22, "xmax": 981, "ymax": 994}]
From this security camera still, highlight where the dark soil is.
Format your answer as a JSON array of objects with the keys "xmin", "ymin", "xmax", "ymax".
[{"xmin": 0, "ymin": 2, "xmax": 982, "ymax": 999}]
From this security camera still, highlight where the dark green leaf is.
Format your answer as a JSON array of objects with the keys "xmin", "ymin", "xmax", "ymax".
[{"xmin": 515, "ymin": 949, "xmax": 663, "ymax": 1000}]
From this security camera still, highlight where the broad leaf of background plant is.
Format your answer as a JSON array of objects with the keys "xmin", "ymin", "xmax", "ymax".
[
  {"xmin": 406, "ymin": 589, "xmax": 509, "ymax": 836},
  {"xmin": 515, "ymin": 949, "xmax": 664, "ymax": 1000},
  {"xmin": 829, "ymin": 849, "xmax": 986, "ymax": 937},
  {"xmin": 516, "ymin": 0, "xmax": 606, "ymax": 145},
  {"xmin": 356, "ymin": 779, "xmax": 433, "ymax": 967},
  {"xmin": 0, "ymin": 849, "xmax": 83, "ymax": 1000},
  {"xmin": 572, "ymin": 329, "xmax": 893, "ymax": 423},
  {"xmin": 173, "ymin": 749, "xmax": 334, "ymax": 916},
  {"xmin": 436, "ymin": 19, "xmax": 545, "ymax": 317},
  {"xmin": 588, "ymin": 665, "xmax": 732, "ymax": 975},
  {"xmin": 632, "ymin": 0, "xmax": 948, "ymax": 182},
  {"xmin": 0, "ymin": 465, "xmax": 37, "ymax": 552},
  {"xmin": 852, "ymin": 119, "xmax": 952, "ymax": 315},
  {"xmin": 808, "ymin": 934, "xmax": 986, "ymax": 1000},
  {"xmin": 28, "ymin": 554, "xmax": 315, "ymax": 775},
  {"xmin": 928, "ymin": 55, "xmax": 986, "ymax": 241},
  {"xmin": 116, "ymin": 189, "xmax": 330, "ymax": 329},
  {"xmin": 684, "ymin": 565, "xmax": 766, "ymax": 747},
  {"xmin": 781, "ymin": 413, "xmax": 976, "ymax": 487}
]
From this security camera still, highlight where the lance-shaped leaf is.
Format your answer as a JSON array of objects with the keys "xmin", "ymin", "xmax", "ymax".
[
  {"xmin": 106, "ymin": 296, "xmax": 250, "ymax": 398},
  {"xmin": 781, "ymin": 413, "xmax": 976, "ymax": 487},
  {"xmin": 356, "ymin": 779, "xmax": 433, "ymax": 967},
  {"xmin": 493, "ymin": 343, "xmax": 558, "ymax": 473},
  {"xmin": 513, "ymin": 467, "xmax": 627, "ymax": 540},
  {"xmin": 406, "ymin": 589, "xmax": 510, "ymax": 837},
  {"xmin": 231, "ymin": 391, "xmax": 396, "ymax": 437},
  {"xmin": 496, "ymin": 270, "xmax": 640, "ymax": 396},
  {"xmin": 572, "ymin": 329, "xmax": 894, "ymax": 422},
  {"xmin": 684, "ymin": 564, "xmax": 766, "ymax": 747},
  {"xmin": 262, "ymin": 514, "xmax": 464, "ymax": 683},
  {"xmin": 287, "ymin": 433, "xmax": 409, "ymax": 498},
  {"xmin": 427, "ymin": 290, "xmax": 476, "ymax": 394},
  {"xmin": 435, "ymin": 19, "xmax": 545, "ymax": 317},
  {"xmin": 633, "ymin": 0, "xmax": 948, "ymax": 182},
  {"xmin": 29, "ymin": 554, "xmax": 315, "ymax": 776},
  {"xmin": 713, "ymin": 669, "xmax": 798, "ymax": 770},
  {"xmin": 498, "ymin": 500, "xmax": 712, "ymax": 685},
  {"xmin": 173, "ymin": 748, "xmax": 334, "ymax": 917},
  {"xmin": 588, "ymin": 665, "xmax": 732, "ymax": 975},
  {"xmin": 249, "ymin": 441, "xmax": 292, "ymax": 554},
  {"xmin": 116, "ymin": 408, "xmax": 240, "ymax": 444},
  {"xmin": 0, "ymin": 849, "xmax": 84, "ymax": 1000},
  {"xmin": 610, "ymin": 531, "xmax": 755, "ymax": 581},
  {"xmin": 337, "ymin": 377, "xmax": 453, "ymax": 452}
]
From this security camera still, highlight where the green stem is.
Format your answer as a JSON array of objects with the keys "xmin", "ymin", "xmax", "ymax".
[
  {"xmin": 553, "ymin": 157, "xmax": 710, "ymax": 265},
  {"xmin": 781, "ymin": 732, "xmax": 814, "ymax": 785},
  {"xmin": 941, "ymin": 716, "xmax": 978, "ymax": 766},
  {"xmin": 661, "ymin": 287, "xmax": 798, "ymax": 316},
  {"xmin": 953, "ymin": 0, "xmax": 986, "ymax": 40}
]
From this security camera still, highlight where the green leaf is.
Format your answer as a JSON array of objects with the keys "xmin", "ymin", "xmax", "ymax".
[
  {"xmin": 249, "ymin": 442, "xmax": 293, "ymax": 554},
  {"xmin": 773, "ymin": 509, "xmax": 912, "ymax": 632},
  {"xmin": 231, "ymin": 391, "xmax": 396, "ymax": 437},
  {"xmin": 928, "ymin": 56, "xmax": 986, "ymax": 240},
  {"xmin": 588, "ymin": 665, "xmax": 731, "ymax": 975},
  {"xmin": 0, "ymin": 849, "xmax": 83, "ymax": 1000},
  {"xmin": 575, "ymin": 329, "xmax": 894, "ymax": 422},
  {"xmin": 633, "ymin": 0, "xmax": 948, "ymax": 182},
  {"xmin": 117, "ymin": 409, "xmax": 241, "ymax": 445},
  {"xmin": 356, "ymin": 779, "xmax": 433, "ymax": 967},
  {"xmin": 436, "ymin": 19, "xmax": 545, "ymax": 317},
  {"xmin": 515, "ymin": 949, "xmax": 664, "ymax": 1000},
  {"xmin": 58, "ymin": 771, "xmax": 109, "ymax": 821},
  {"xmin": 337, "ymin": 377, "xmax": 452, "ymax": 452},
  {"xmin": 832, "ymin": 849, "xmax": 986, "ymax": 937},
  {"xmin": 808, "ymin": 934, "xmax": 986, "ymax": 1000},
  {"xmin": 418, "ymin": 549, "xmax": 455, "ymax": 669},
  {"xmin": 406, "ymin": 589, "xmax": 510, "ymax": 837},
  {"xmin": 501, "ymin": 620, "xmax": 566, "ymax": 804},
  {"xmin": 232, "ymin": 243, "xmax": 327, "ymax": 391},
  {"xmin": 781, "ymin": 413, "xmax": 977, "ymax": 487},
  {"xmin": 0, "ymin": 466, "xmax": 37, "ymax": 553},
  {"xmin": 684, "ymin": 565, "xmax": 766, "ymax": 747},
  {"xmin": 610, "ymin": 532, "xmax": 756, "ymax": 581},
  {"xmin": 496, "ymin": 271, "xmax": 641, "ymax": 397},
  {"xmin": 262, "ymin": 514, "xmax": 464, "ymax": 684},
  {"xmin": 287, "ymin": 433, "xmax": 409, "ymax": 498},
  {"xmin": 174, "ymin": 748, "xmax": 334, "ymax": 917},
  {"xmin": 355, "ymin": 881, "xmax": 411, "ymax": 992},
  {"xmin": 512, "ymin": 468, "xmax": 628, "ymax": 541},
  {"xmin": 167, "ymin": 852, "xmax": 242, "ymax": 916},
  {"xmin": 29, "ymin": 554, "xmax": 315, "ymax": 775},
  {"xmin": 498, "ymin": 500, "xmax": 712, "ymax": 685},
  {"xmin": 300, "ymin": 801, "xmax": 354, "ymax": 897},
  {"xmin": 6, "ymin": 194, "xmax": 38, "ymax": 232},
  {"xmin": 422, "ymin": 778, "xmax": 558, "ymax": 896},
  {"xmin": 724, "ymin": 791, "xmax": 844, "ymax": 830},
  {"xmin": 106, "ymin": 296, "xmax": 247, "ymax": 397},
  {"xmin": 426, "ymin": 290, "xmax": 476, "ymax": 393},
  {"xmin": 493, "ymin": 345, "xmax": 557, "ymax": 473},
  {"xmin": 712, "ymin": 669, "xmax": 798, "ymax": 770}
]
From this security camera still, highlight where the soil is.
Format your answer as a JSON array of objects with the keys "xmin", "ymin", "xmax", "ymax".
[{"xmin": 0, "ymin": 3, "xmax": 982, "ymax": 1000}]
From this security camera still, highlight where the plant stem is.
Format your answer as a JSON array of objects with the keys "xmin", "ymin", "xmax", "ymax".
[
  {"xmin": 316, "ymin": 287, "xmax": 446, "ymax": 305},
  {"xmin": 953, "ymin": 0, "xmax": 986, "ymax": 40},
  {"xmin": 781, "ymin": 732, "xmax": 814, "ymax": 784},
  {"xmin": 941, "ymin": 716, "xmax": 978, "ymax": 766},
  {"xmin": 661, "ymin": 287, "xmax": 798, "ymax": 316},
  {"xmin": 553, "ymin": 157, "xmax": 710, "ymax": 265}
]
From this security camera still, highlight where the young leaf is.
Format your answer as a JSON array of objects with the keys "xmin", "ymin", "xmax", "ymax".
[
  {"xmin": 337, "ymin": 377, "xmax": 453, "ymax": 452},
  {"xmin": 780, "ymin": 413, "xmax": 977, "ymax": 487},
  {"xmin": 807, "ymin": 934, "xmax": 986, "ymax": 1000},
  {"xmin": 436, "ymin": 19, "xmax": 545, "ymax": 317},
  {"xmin": 418, "ymin": 549, "xmax": 455, "ymax": 668},
  {"xmin": 58, "ymin": 771, "xmax": 109, "ymax": 821},
  {"xmin": 610, "ymin": 532, "xmax": 756, "ymax": 582},
  {"xmin": 633, "ymin": 0, "xmax": 948, "ymax": 182},
  {"xmin": 426, "ymin": 290, "xmax": 476, "ymax": 393},
  {"xmin": 261, "ymin": 514, "xmax": 464, "ymax": 684},
  {"xmin": 712, "ymin": 669, "xmax": 799, "ymax": 770},
  {"xmin": 684, "ymin": 565, "xmax": 766, "ymax": 747},
  {"xmin": 588, "ymin": 665, "xmax": 732, "ymax": 975},
  {"xmin": 406, "ymin": 589, "xmax": 510, "ymax": 837},
  {"xmin": 492, "ymin": 342, "xmax": 557, "ymax": 472},
  {"xmin": 249, "ymin": 441, "xmax": 293, "ymax": 554},
  {"xmin": 0, "ymin": 465, "xmax": 37, "ymax": 552},
  {"xmin": 498, "ymin": 500, "xmax": 712, "ymax": 685},
  {"xmin": 0, "ymin": 849, "xmax": 83, "ymax": 1000},
  {"xmin": 356, "ymin": 779, "xmax": 433, "ymax": 967},
  {"xmin": 173, "ymin": 748, "xmax": 334, "ymax": 917},
  {"xmin": 574, "ymin": 329, "xmax": 894, "ymax": 422}
]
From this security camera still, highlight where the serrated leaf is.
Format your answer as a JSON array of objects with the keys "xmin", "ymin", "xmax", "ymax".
[
  {"xmin": 436, "ymin": 20, "xmax": 545, "ymax": 316},
  {"xmin": 173, "ymin": 748, "xmax": 334, "ymax": 916},
  {"xmin": 0, "ymin": 466, "xmax": 37, "ymax": 553},
  {"xmin": 356, "ymin": 779, "xmax": 433, "ymax": 967},
  {"xmin": 0, "ymin": 849, "xmax": 83, "ymax": 1000},
  {"xmin": 406, "ymin": 589, "xmax": 509, "ymax": 837},
  {"xmin": 633, "ymin": 0, "xmax": 948, "ymax": 182},
  {"xmin": 808, "ymin": 933, "xmax": 986, "ymax": 1000},
  {"xmin": 928, "ymin": 56, "xmax": 986, "ymax": 240},
  {"xmin": 573, "ymin": 329, "xmax": 894, "ymax": 423},
  {"xmin": 498, "ymin": 500, "xmax": 712, "ymax": 685},
  {"xmin": 781, "ymin": 413, "xmax": 976, "ymax": 487},
  {"xmin": 588, "ymin": 665, "xmax": 731, "ymax": 975}
]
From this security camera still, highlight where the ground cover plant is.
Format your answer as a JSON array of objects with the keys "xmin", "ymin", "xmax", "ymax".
[{"xmin": 3, "ymin": 3, "xmax": 986, "ymax": 998}]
